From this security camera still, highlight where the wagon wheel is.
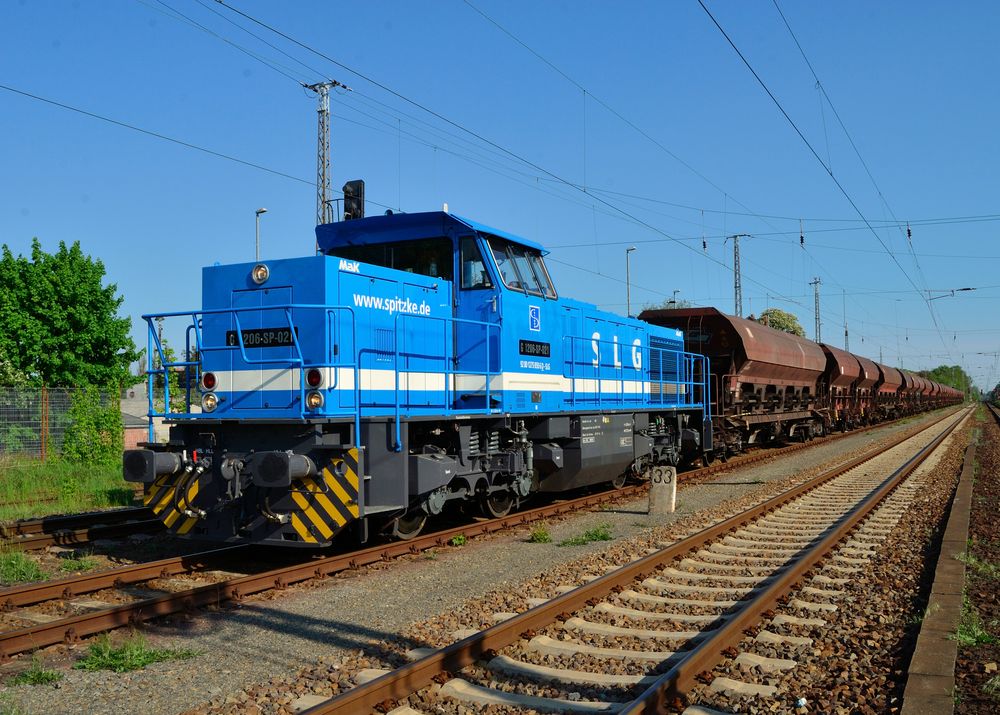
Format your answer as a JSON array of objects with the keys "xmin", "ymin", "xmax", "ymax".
[
  {"xmin": 391, "ymin": 510, "xmax": 427, "ymax": 540},
  {"xmin": 480, "ymin": 490, "xmax": 515, "ymax": 518}
]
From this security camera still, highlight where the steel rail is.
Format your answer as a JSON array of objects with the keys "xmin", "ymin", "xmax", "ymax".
[
  {"xmin": 302, "ymin": 406, "xmax": 968, "ymax": 714},
  {"xmin": 986, "ymin": 401, "xmax": 1000, "ymax": 424},
  {"xmin": 0, "ymin": 408, "xmax": 954, "ymax": 658},
  {"xmin": 0, "ymin": 506, "xmax": 152, "ymax": 539},
  {"xmin": 0, "ymin": 546, "xmax": 247, "ymax": 610},
  {"xmin": 1, "ymin": 518, "xmax": 164, "ymax": 553},
  {"xmin": 0, "ymin": 496, "xmax": 58, "ymax": 512}
]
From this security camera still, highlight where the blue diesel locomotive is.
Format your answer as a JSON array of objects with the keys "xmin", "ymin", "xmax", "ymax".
[{"xmin": 124, "ymin": 209, "xmax": 711, "ymax": 546}]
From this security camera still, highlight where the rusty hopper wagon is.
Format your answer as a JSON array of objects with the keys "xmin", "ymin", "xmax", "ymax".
[
  {"xmin": 640, "ymin": 307, "xmax": 964, "ymax": 459},
  {"xmin": 853, "ymin": 353, "xmax": 880, "ymax": 424},
  {"xmin": 820, "ymin": 343, "xmax": 863, "ymax": 431},
  {"xmin": 640, "ymin": 307, "xmax": 829, "ymax": 455}
]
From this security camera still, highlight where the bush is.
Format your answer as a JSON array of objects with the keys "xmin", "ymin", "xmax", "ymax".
[
  {"xmin": 0, "ymin": 424, "xmax": 35, "ymax": 454},
  {"xmin": 61, "ymin": 387, "xmax": 123, "ymax": 468}
]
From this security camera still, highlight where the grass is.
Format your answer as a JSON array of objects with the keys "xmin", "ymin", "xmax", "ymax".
[
  {"xmin": 449, "ymin": 535, "xmax": 467, "ymax": 547},
  {"xmin": 953, "ymin": 594, "xmax": 997, "ymax": 647},
  {"xmin": 7, "ymin": 655, "xmax": 62, "ymax": 686},
  {"xmin": 0, "ymin": 457, "xmax": 134, "ymax": 522},
  {"xmin": 74, "ymin": 633, "xmax": 199, "ymax": 673},
  {"xmin": 558, "ymin": 522, "xmax": 613, "ymax": 547},
  {"xmin": 984, "ymin": 674, "xmax": 1000, "ymax": 698},
  {"xmin": 957, "ymin": 551, "xmax": 1000, "ymax": 579},
  {"xmin": 955, "ymin": 551, "xmax": 1000, "ymax": 579},
  {"xmin": 59, "ymin": 552, "xmax": 98, "ymax": 573},
  {"xmin": 527, "ymin": 524, "xmax": 552, "ymax": 543},
  {"xmin": 0, "ymin": 551, "xmax": 43, "ymax": 584}
]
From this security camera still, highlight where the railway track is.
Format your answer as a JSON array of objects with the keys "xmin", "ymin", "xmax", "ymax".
[
  {"xmin": 0, "ymin": 409, "xmax": 953, "ymax": 659},
  {"xmin": 0, "ymin": 507, "xmax": 160, "ymax": 552},
  {"xmin": 986, "ymin": 400, "xmax": 1000, "ymax": 424},
  {"xmin": 301, "ymin": 406, "xmax": 970, "ymax": 714}
]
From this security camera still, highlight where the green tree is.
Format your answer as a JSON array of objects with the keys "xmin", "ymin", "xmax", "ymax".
[
  {"xmin": 643, "ymin": 297, "xmax": 695, "ymax": 310},
  {"xmin": 756, "ymin": 308, "xmax": 806, "ymax": 337},
  {"xmin": 0, "ymin": 239, "xmax": 137, "ymax": 387},
  {"xmin": 0, "ymin": 347, "xmax": 28, "ymax": 387},
  {"xmin": 918, "ymin": 365, "xmax": 972, "ymax": 395}
]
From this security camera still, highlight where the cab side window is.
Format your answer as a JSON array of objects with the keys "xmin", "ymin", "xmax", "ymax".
[{"xmin": 461, "ymin": 236, "xmax": 493, "ymax": 290}]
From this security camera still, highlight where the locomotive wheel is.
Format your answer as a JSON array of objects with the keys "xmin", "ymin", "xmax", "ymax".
[
  {"xmin": 610, "ymin": 472, "xmax": 627, "ymax": 489},
  {"xmin": 480, "ymin": 490, "xmax": 515, "ymax": 518},
  {"xmin": 391, "ymin": 511, "xmax": 427, "ymax": 540}
]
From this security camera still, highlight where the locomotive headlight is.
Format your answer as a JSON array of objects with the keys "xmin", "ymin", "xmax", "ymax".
[
  {"xmin": 251, "ymin": 263, "xmax": 270, "ymax": 285},
  {"xmin": 305, "ymin": 390, "xmax": 324, "ymax": 410},
  {"xmin": 202, "ymin": 392, "xmax": 218, "ymax": 412}
]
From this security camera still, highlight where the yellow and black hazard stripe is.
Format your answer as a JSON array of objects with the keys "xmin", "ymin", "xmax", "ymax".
[
  {"xmin": 145, "ymin": 474, "xmax": 200, "ymax": 536},
  {"xmin": 287, "ymin": 448, "xmax": 362, "ymax": 544}
]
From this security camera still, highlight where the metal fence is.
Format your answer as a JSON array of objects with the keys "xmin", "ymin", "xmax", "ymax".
[
  {"xmin": 0, "ymin": 387, "xmax": 76, "ymax": 459},
  {"xmin": 0, "ymin": 387, "xmax": 131, "ymax": 460}
]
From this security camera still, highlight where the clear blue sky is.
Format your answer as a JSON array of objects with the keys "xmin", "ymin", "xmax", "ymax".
[{"xmin": 3, "ymin": 1, "xmax": 999, "ymax": 388}]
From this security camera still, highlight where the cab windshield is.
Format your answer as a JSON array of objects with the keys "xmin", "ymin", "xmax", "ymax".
[{"xmin": 486, "ymin": 236, "xmax": 556, "ymax": 298}]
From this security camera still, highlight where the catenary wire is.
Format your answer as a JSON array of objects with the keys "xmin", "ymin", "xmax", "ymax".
[
  {"xmin": 210, "ymin": 1, "xmax": 856, "ymax": 321},
  {"xmin": 698, "ymin": 0, "xmax": 959, "ymax": 365}
]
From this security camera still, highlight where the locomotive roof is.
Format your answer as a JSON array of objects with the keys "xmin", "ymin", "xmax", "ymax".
[{"xmin": 315, "ymin": 210, "xmax": 548, "ymax": 254}]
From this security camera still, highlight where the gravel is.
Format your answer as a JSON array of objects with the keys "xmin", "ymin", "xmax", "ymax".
[
  {"xmin": 0, "ymin": 411, "xmax": 954, "ymax": 715},
  {"xmin": 690, "ymin": 411, "xmax": 972, "ymax": 714}
]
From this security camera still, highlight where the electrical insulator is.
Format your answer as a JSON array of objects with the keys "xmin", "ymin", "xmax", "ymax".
[{"xmin": 906, "ymin": 222, "xmax": 912, "ymax": 240}]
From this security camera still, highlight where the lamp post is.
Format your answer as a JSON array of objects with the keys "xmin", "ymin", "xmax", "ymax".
[
  {"xmin": 626, "ymin": 246, "xmax": 637, "ymax": 317},
  {"xmin": 255, "ymin": 208, "xmax": 268, "ymax": 260},
  {"xmin": 670, "ymin": 289, "xmax": 680, "ymax": 306}
]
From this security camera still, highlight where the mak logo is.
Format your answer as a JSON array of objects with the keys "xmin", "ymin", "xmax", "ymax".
[
  {"xmin": 338, "ymin": 259, "xmax": 360, "ymax": 273},
  {"xmin": 528, "ymin": 305, "xmax": 541, "ymax": 332}
]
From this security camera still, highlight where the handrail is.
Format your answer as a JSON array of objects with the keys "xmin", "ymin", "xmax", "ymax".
[
  {"xmin": 143, "ymin": 304, "xmax": 711, "ymax": 451},
  {"xmin": 391, "ymin": 312, "xmax": 502, "ymax": 450},
  {"xmin": 561, "ymin": 335, "xmax": 707, "ymax": 410},
  {"xmin": 143, "ymin": 304, "xmax": 359, "ymax": 431}
]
